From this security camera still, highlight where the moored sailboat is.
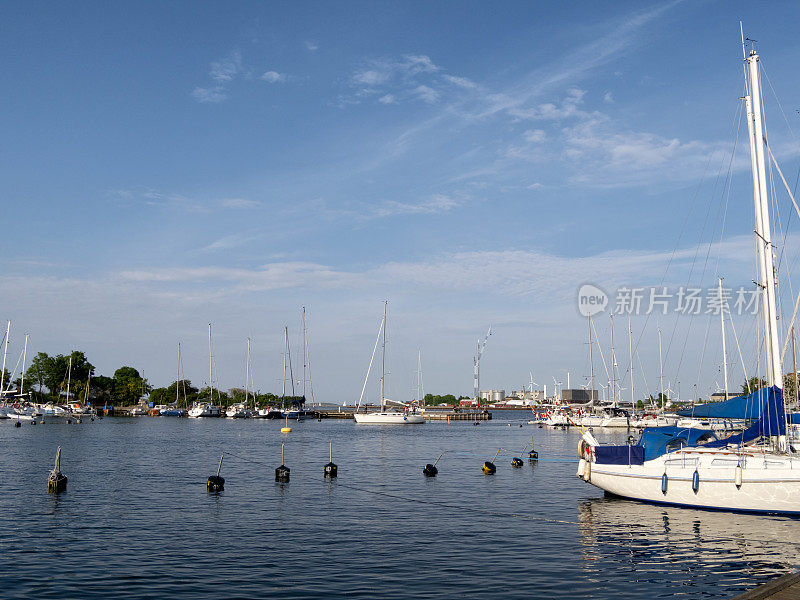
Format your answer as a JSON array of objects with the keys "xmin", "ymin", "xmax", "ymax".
[
  {"xmin": 577, "ymin": 44, "xmax": 800, "ymax": 514},
  {"xmin": 354, "ymin": 302, "xmax": 425, "ymax": 425}
]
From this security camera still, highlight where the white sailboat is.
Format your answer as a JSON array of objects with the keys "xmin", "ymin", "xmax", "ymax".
[
  {"xmin": 189, "ymin": 324, "xmax": 222, "ymax": 418},
  {"xmin": 227, "ymin": 338, "xmax": 254, "ymax": 418},
  {"xmin": 577, "ymin": 44, "xmax": 800, "ymax": 514},
  {"xmin": 354, "ymin": 302, "xmax": 425, "ymax": 424}
]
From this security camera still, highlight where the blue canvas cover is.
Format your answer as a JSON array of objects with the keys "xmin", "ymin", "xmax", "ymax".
[
  {"xmin": 594, "ymin": 445, "xmax": 644, "ymax": 465},
  {"xmin": 637, "ymin": 427, "xmax": 717, "ymax": 461},
  {"xmin": 789, "ymin": 413, "xmax": 800, "ymax": 425},
  {"xmin": 677, "ymin": 386, "xmax": 772, "ymax": 419},
  {"xmin": 704, "ymin": 386, "xmax": 787, "ymax": 447}
]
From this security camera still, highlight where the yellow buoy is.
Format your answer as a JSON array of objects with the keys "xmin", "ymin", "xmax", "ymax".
[{"xmin": 281, "ymin": 426, "xmax": 292, "ymax": 433}]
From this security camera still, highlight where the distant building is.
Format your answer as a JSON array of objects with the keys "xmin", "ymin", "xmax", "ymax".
[
  {"xmin": 561, "ymin": 389, "xmax": 598, "ymax": 404},
  {"xmin": 710, "ymin": 392, "xmax": 737, "ymax": 402},
  {"xmin": 479, "ymin": 389, "xmax": 506, "ymax": 404}
]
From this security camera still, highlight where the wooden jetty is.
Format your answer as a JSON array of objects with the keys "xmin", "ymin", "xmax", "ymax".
[{"xmin": 732, "ymin": 572, "xmax": 800, "ymax": 600}]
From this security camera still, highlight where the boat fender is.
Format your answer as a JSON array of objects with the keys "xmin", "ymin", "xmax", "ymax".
[
  {"xmin": 734, "ymin": 465, "xmax": 742, "ymax": 489},
  {"xmin": 661, "ymin": 473, "xmax": 668, "ymax": 495},
  {"xmin": 578, "ymin": 439, "xmax": 593, "ymax": 460},
  {"xmin": 423, "ymin": 463, "xmax": 438, "ymax": 477},
  {"xmin": 511, "ymin": 457, "xmax": 523, "ymax": 468},
  {"xmin": 482, "ymin": 461, "xmax": 496, "ymax": 475},
  {"xmin": 206, "ymin": 475, "xmax": 224, "ymax": 492},
  {"xmin": 577, "ymin": 458, "xmax": 586, "ymax": 479},
  {"xmin": 324, "ymin": 462, "xmax": 338, "ymax": 478},
  {"xmin": 14, "ymin": 421, "xmax": 21, "ymax": 428},
  {"xmin": 584, "ymin": 460, "xmax": 591, "ymax": 482},
  {"xmin": 692, "ymin": 470, "xmax": 700, "ymax": 494}
]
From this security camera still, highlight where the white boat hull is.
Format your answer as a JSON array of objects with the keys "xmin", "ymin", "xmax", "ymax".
[
  {"xmin": 354, "ymin": 411, "xmax": 425, "ymax": 424},
  {"xmin": 581, "ymin": 447, "xmax": 800, "ymax": 514}
]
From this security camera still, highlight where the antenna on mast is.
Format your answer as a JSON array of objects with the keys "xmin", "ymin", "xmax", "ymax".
[{"xmin": 473, "ymin": 326, "xmax": 492, "ymax": 404}]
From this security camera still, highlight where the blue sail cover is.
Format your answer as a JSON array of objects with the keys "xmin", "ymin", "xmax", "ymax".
[
  {"xmin": 790, "ymin": 413, "xmax": 800, "ymax": 425},
  {"xmin": 704, "ymin": 386, "xmax": 787, "ymax": 447},
  {"xmin": 677, "ymin": 386, "xmax": 773, "ymax": 419}
]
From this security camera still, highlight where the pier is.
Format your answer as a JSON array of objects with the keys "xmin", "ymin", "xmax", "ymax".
[{"xmin": 732, "ymin": 572, "xmax": 800, "ymax": 600}]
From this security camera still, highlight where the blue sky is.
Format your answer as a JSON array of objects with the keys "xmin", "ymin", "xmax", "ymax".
[{"xmin": 3, "ymin": 1, "xmax": 800, "ymax": 403}]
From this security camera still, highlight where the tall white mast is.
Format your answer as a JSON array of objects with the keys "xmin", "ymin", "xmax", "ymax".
[
  {"xmin": 0, "ymin": 321, "xmax": 9, "ymax": 398},
  {"xmin": 66, "ymin": 355, "xmax": 72, "ymax": 404},
  {"xmin": 417, "ymin": 349, "xmax": 423, "ymax": 405},
  {"xmin": 658, "ymin": 327, "xmax": 664, "ymax": 404},
  {"xmin": 380, "ymin": 301, "xmax": 387, "ymax": 412},
  {"xmin": 746, "ymin": 51, "xmax": 782, "ymax": 388},
  {"xmin": 718, "ymin": 277, "xmax": 729, "ymax": 399},
  {"xmin": 20, "ymin": 334, "xmax": 28, "ymax": 396},
  {"xmin": 588, "ymin": 315, "xmax": 595, "ymax": 407},
  {"xmin": 610, "ymin": 314, "xmax": 617, "ymax": 407},
  {"xmin": 176, "ymin": 343, "xmax": 181, "ymax": 405},
  {"xmin": 245, "ymin": 337, "xmax": 251, "ymax": 406},
  {"xmin": 302, "ymin": 307, "xmax": 307, "ymax": 400},
  {"xmin": 283, "ymin": 326, "xmax": 288, "ymax": 402},
  {"xmin": 628, "ymin": 314, "xmax": 634, "ymax": 408},
  {"xmin": 208, "ymin": 324, "xmax": 214, "ymax": 403}
]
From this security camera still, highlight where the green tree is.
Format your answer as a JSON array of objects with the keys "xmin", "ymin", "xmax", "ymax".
[
  {"xmin": 741, "ymin": 376, "xmax": 768, "ymax": 396},
  {"xmin": 91, "ymin": 375, "xmax": 115, "ymax": 406},
  {"xmin": 113, "ymin": 366, "xmax": 149, "ymax": 406},
  {"xmin": 149, "ymin": 387, "xmax": 169, "ymax": 405},
  {"xmin": 26, "ymin": 352, "xmax": 52, "ymax": 394}
]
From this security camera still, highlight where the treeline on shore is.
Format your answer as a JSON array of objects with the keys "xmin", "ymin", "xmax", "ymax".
[{"xmin": 10, "ymin": 350, "xmax": 305, "ymax": 408}]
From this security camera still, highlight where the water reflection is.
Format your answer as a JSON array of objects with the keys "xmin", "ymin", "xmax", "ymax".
[{"xmin": 577, "ymin": 496, "xmax": 798, "ymax": 594}]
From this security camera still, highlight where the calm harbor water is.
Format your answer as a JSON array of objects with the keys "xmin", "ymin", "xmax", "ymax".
[{"xmin": 1, "ymin": 410, "xmax": 797, "ymax": 599}]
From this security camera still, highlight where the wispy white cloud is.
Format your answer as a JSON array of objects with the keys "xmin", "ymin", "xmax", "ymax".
[
  {"xmin": 413, "ymin": 85, "xmax": 440, "ymax": 104},
  {"xmin": 443, "ymin": 74, "xmax": 477, "ymax": 89},
  {"xmin": 209, "ymin": 50, "xmax": 242, "ymax": 82},
  {"xmin": 523, "ymin": 129, "xmax": 546, "ymax": 143},
  {"xmin": 203, "ymin": 233, "xmax": 260, "ymax": 252},
  {"xmin": 305, "ymin": 40, "xmax": 319, "ymax": 51},
  {"xmin": 367, "ymin": 194, "xmax": 460, "ymax": 218},
  {"xmin": 220, "ymin": 198, "xmax": 261, "ymax": 209},
  {"xmin": 261, "ymin": 70, "xmax": 286, "ymax": 83},
  {"xmin": 378, "ymin": 94, "xmax": 397, "ymax": 105},
  {"xmin": 192, "ymin": 86, "xmax": 227, "ymax": 103}
]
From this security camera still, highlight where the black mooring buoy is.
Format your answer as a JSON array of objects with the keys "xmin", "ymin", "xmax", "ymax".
[
  {"xmin": 47, "ymin": 446, "xmax": 68, "ymax": 494},
  {"xmin": 423, "ymin": 451, "xmax": 445, "ymax": 477},
  {"xmin": 14, "ymin": 421, "xmax": 21, "ymax": 428},
  {"xmin": 482, "ymin": 449, "xmax": 500, "ymax": 474},
  {"xmin": 511, "ymin": 457, "xmax": 524, "ymax": 468},
  {"xmin": 207, "ymin": 453, "xmax": 225, "ymax": 492},
  {"xmin": 276, "ymin": 443, "xmax": 290, "ymax": 482},
  {"xmin": 324, "ymin": 440, "xmax": 338, "ymax": 478}
]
